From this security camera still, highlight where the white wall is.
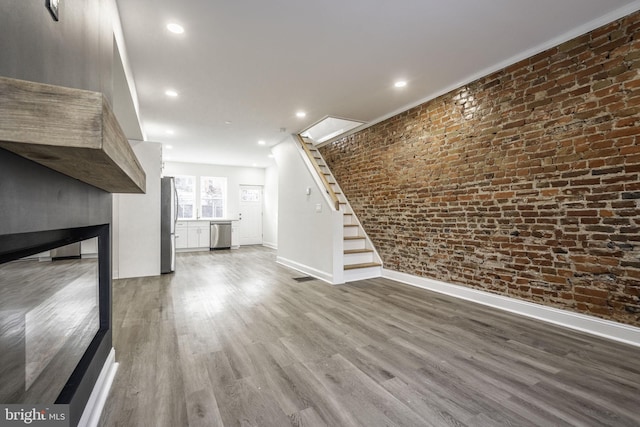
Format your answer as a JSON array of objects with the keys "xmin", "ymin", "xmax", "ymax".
[
  {"xmin": 112, "ymin": 140, "xmax": 162, "ymax": 279},
  {"xmin": 263, "ymin": 165, "xmax": 278, "ymax": 249},
  {"xmin": 273, "ymin": 136, "xmax": 335, "ymax": 281}
]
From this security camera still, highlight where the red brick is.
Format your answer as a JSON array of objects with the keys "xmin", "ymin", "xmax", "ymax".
[{"xmin": 320, "ymin": 10, "xmax": 640, "ymax": 327}]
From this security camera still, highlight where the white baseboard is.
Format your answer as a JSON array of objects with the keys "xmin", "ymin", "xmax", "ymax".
[
  {"xmin": 78, "ymin": 348, "xmax": 119, "ymax": 427},
  {"xmin": 383, "ymin": 269, "xmax": 640, "ymax": 348},
  {"xmin": 276, "ymin": 256, "xmax": 334, "ymax": 284},
  {"xmin": 263, "ymin": 241, "xmax": 278, "ymax": 250}
]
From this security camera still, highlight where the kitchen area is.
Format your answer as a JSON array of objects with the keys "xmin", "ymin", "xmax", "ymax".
[
  {"xmin": 113, "ymin": 142, "xmax": 278, "ymax": 280},
  {"xmin": 157, "ymin": 160, "xmax": 277, "ymax": 275},
  {"xmin": 160, "ymin": 175, "xmax": 242, "ymax": 274},
  {"xmin": 175, "ymin": 219, "xmax": 236, "ymax": 251}
]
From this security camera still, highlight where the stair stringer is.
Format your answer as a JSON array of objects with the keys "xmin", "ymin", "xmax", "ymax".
[
  {"xmin": 293, "ymin": 136, "xmax": 345, "ymax": 285},
  {"xmin": 299, "ymin": 137, "xmax": 383, "ymax": 282}
]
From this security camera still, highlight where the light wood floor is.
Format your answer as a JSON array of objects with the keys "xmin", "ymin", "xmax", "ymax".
[{"xmin": 99, "ymin": 247, "xmax": 640, "ymax": 426}]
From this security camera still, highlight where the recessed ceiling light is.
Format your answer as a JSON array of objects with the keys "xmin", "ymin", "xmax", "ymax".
[
  {"xmin": 252, "ymin": 163, "xmax": 257, "ymax": 167},
  {"xmin": 166, "ymin": 145, "xmax": 173, "ymax": 149},
  {"xmin": 258, "ymin": 140, "xmax": 266, "ymax": 145},
  {"xmin": 296, "ymin": 111, "xmax": 306, "ymax": 118},
  {"xmin": 225, "ymin": 120, "xmax": 232, "ymax": 125},
  {"xmin": 167, "ymin": 23, "xmax": 184, "ymax": 34},
  {"xmin": 165, "ymin": 89, "xmax": 178, "ymax": 97},
  {"xmin": 268, "ymin": 154, "xmax": 274, "ymax": 159},
  {"xmin": 394, "ymin": 80, "xmax": 407, "ymax": 88},
  {"xmin": 165, "ymin": 129, "xmax": 174, "ymax": 135}
]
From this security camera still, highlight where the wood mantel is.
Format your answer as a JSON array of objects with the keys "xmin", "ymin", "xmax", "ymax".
[{"xmin": 0, "ymin": 77, "xmax": 145, "ymax": 193}]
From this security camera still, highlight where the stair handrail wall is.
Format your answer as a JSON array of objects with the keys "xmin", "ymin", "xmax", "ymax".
[{"xmin": 295, "ymin": 134, "xmax": 341, "ymax": 211}]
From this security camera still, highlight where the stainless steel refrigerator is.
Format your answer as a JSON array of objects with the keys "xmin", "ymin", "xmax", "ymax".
[{"xmin": 160, "ymin": 176, "xmax": 177, "ymax": 273}]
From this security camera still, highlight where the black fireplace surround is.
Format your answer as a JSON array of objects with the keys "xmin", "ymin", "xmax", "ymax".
[{"xmin": 0, "ymin": 224, "xmax": 112, "ymax": 425}]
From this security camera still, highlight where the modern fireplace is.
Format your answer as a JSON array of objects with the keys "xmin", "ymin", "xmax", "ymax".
[
  {"xmin": 0, "ymin": 224, "xmax": 111, "ymax": 423},
  {"xmin": 0, "ymin": 76, "xmax": 146, "ymax": 426}
]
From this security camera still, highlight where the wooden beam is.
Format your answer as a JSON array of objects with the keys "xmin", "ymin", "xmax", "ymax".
[{"xmin": 0, "ymin": 77, "xmax": 145, "ymax": 194}]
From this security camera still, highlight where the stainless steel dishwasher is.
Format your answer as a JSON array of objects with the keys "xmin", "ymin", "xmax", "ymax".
[{"xmin": 210, "ymin": 221, "xmax": 232, "ymax": 249}]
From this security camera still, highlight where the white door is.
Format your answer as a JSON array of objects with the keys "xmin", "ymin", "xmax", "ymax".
[{"xmin": 239, "ymin": 185, "xmax": 263, "ymax": 245}]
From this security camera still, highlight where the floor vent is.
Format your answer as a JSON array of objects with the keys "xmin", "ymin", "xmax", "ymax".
[{"xmin": 293, "ymin": 276, "xmax": 316, "ymax": 282}]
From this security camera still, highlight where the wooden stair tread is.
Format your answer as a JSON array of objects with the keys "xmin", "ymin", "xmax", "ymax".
[
  {"xmin": 344, "ymin": 236, "xmax": 365, "ymax": 240},
  {"xmin": 344, "ymin": 262, "xmax": 382, "ymax": 270},
  {"xmin": 344, "ymin": 224, "xmax": 358, "ymax": 228},
  {"xmin": 344, "ymin": 249, "xmax": 373, "ymax": 254}
]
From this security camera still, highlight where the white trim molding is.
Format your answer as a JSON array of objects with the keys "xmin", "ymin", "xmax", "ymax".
[
  {"xmin": 262, "ymin": 241, "xmax": 278, "ymax": 250},
  {"xmin": 277, "ymin": 256, "xmax": 335, "ymax": 285},
  {"xmin": 78, "ymin": 348, "xmax": 119, "ymax": 427},
  {"xmin": 383, "ymin": 269, "xmax": 640, "ymax": 348}
]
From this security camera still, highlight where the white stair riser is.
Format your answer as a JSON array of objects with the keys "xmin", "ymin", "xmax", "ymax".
[
  {"xmin": 344, "ymin": 266, "xmax": 383, "ymax": 282},
  {"xmin": 343, "ymin": 226, "xmax": 359, "ymax": 237},
  {"xmin": 344, "ymin": 239, "xmax": 366, "ymax": 250},
  {"xmin": 344, "ymin": 252, "xmax": 374, "ymax": 265}
]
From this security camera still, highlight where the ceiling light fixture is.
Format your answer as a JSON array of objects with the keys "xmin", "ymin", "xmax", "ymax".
[
  {"xmin": 165, "ymin": 129, "xmax": 175, "ymax": 135},
  {"xmin": 165, "ymin": 89, "xmax": 178, "ymax": 97},
  {"xmin": 394, "ymin": 80, "xmax": 407, "ymax": 88},
  {"xmin": 258, "ymin": 140, "xmax": 266, "ymax": 145},
  {"xmin": 296, "ymin": 111, "xmax": 306, "ymax": 118},
  {"xmin": 166, "ymin": 145, "xmax": 173, "ymax": 149},
  {"xmin": 268, "ymin": 154, "xmax": 275, "ymax": 159},
  {"xmin": 167, "ymin": 23, "xmax": 184, "ymax": 34}
]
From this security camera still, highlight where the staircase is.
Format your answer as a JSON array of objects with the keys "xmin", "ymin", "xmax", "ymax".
[{"xmin": 296, "ymin": 135, "xmax": 382, "ymax": 282}]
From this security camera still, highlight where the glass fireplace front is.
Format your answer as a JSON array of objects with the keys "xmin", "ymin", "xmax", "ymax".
[{"xmin": 0, "ymin": 225, "xmax": 110, "ymax": 411}]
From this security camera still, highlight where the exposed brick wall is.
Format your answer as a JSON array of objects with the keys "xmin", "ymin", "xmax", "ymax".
[{"xmin": 320, "ymin": 11, "xmax": 640, "ymax": 326}]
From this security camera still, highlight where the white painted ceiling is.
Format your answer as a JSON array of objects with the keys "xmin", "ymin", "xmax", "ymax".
[{"xmin": 116, "ymin": 0, "xmax": 640, "ymax": 168}]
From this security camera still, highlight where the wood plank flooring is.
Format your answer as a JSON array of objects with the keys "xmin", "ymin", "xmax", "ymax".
[{"xmin": 99, "ymin": 247, "xmax": 640, "ymax": 426}]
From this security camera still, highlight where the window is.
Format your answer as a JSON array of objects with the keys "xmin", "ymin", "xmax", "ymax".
[
  {"xmin": 200, "ymin": 176, "xmax": 227, "ymax": 219},
  {"xmin": 175, "ymin": 175, "xmax": 196, "ymax": 219},
  {"xmin": 241, "ymin": 188, "xmax": 261, "ymax": 202}
]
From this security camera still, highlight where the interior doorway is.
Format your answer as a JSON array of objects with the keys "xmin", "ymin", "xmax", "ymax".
[{"xmin": 239, "ymin": 185, "xmax": 263, "ymax": 245}]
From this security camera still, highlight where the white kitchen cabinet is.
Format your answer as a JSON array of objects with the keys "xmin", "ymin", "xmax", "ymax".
[
  {"xmin": 192, "ymin": 221, "xmax": 210, "ymax": 248},
  {"xmin": 176, "ymin": 222, "xmax": 189, "ymax": 249},
  {"xmin": 176, "ymin": 221, "xmax": 210, "ymax": 250}
]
